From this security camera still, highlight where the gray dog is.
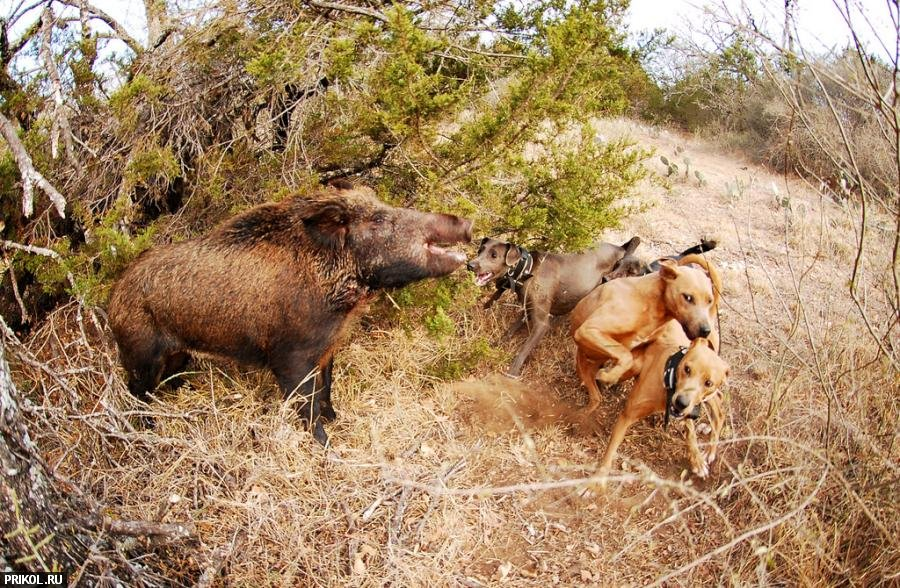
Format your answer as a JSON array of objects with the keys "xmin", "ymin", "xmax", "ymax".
[{"xmin": 467, "ymin": 236, "xmax": 640, "ymax": 377}]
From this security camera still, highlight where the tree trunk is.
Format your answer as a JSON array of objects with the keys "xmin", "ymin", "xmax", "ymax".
[
  {"xmin": 144, "ymin": 0, "xmax": 170, "ymax": 48},
  {"xmin": 1, "ymin": 328, "xmax": 195, "ymax": 579},
  {"xmin": 0, "ymin": 338, "xmax": 90, "ymax": 570}
]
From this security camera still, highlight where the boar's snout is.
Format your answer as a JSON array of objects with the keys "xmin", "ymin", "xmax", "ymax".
[{"xmin": 427, "ymin": 213, "xmax": 473, "ymax": 244}]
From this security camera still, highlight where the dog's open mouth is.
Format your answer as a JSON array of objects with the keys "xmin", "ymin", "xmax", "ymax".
[
  {"xmin": 474, "ymin": 271, "xmax": 495, "ymax": 286},
  {"xmin": 425, "ymin": 242, "xmax": 467, "ymax": 264},
  {"xmin": 669, "ymin": 403, "xmax": 702, "ymax": 420}
]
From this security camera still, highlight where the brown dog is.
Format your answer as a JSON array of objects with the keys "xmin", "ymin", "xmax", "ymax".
[
  {"xmin": 467, "ymin": 236, "xmax": 640, "ymax": 377},
  {"xmin": 570, "ymin": 253, "xmax": 721, "ymax": 414},
  {"xmin": 598, "ymin": 320, "xmax": 729, "ymax": 478},
  {"xmin": 108, "ymin": 182, "xmax": 472, "ymax": 445}
]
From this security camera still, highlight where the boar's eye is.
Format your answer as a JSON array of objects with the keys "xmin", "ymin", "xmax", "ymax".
[
  {"xmin": 371, "ymin": 214, "xmax": 387, "ymax": 225},
  {"xmin": 684, "ymin": 364, "xmax": 691, "ymax": 375},
  {"xmin": 683, "ymin": 293, "xmax": 694, "ymax": 304}
]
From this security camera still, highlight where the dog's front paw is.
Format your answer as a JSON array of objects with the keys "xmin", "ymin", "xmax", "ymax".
[
  {"xmin": 691, "ymin": 459, "xmax": 710, "ymax": 479},
  {"xmin": 696, "ymin": 423, "xmax": 712, "ymax": 436},
  {"xmin": 578, "ymin": 468, "xmax": 610, "ymax": 497},
  {"xmin": 596, "ymin": 367, "xmax": 620, "ymax": 385}
]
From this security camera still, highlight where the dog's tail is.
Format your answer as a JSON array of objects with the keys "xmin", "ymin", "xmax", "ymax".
[
  {"xmin": 619, "ymin": 236, "xmax": 641, "ymax": 255},
  {"xmin": 677, "ymin": 238, "xmax": 717, "ymax": 258},
  {"xmin": 678, "ymin": 253, "xmax": 722, "ymax": 308}
]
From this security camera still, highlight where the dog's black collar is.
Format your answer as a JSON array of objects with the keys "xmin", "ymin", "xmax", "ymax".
[
  {"xmin": 662, "ymin": 347, "xmax": 700, "ymax": 429},
  {"xmin": 498, "ymin": 246, "xmax": 534, "ymax": 292}
]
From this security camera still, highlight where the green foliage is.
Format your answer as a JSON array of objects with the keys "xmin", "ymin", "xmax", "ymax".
[
  {"xmin": 393, "ymin": 275, "xmax": 480, "ymax": 339},
  {"xmin": 648, "ymin": 36, "xmax": 761, "ymax": 131},
  {"xmin": 108, "ymin": 74, "xmax": 167, "ymax": 132},
  {"xmin": 18, "ymin": 197, "xmax": 156, "ymax": 305},
  {"xmin": 427, "ymin": 336, "xmax": 503, "ymax": 381},
  {"xmin": 125, "ymin": 143, "xmax": 181, "ymax": 187}
]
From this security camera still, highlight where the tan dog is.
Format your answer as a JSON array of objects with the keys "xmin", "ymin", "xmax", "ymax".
[
  {"xmin": 598, "ymin": 320, "xmax": 729, "ymax": 478},
  {"xmin": 570, "ymin": 253, "xmax": 721, "ymax": 414}
]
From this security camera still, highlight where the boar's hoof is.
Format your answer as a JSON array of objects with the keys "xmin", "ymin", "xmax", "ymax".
[
  {"xmin": 312, "ymin": 420, "xmax": 329, "ymax": 447},
  {"xmin": 136, "ymin": 414, "xmax": 156, "ymax": 430},
  {"xmin": 319, "ymin": 402, "xmax": 337, "ymax": 422}
]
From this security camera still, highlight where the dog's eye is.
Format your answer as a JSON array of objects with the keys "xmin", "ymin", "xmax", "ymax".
[
  {"xmin": 684, "ymin": 365, "xmax": 691, "ymax": 375},
  {"xmin": 683, "ymin": 293, "xmax": 694, "ymax": 304},
  {"xmin": 491, "ymin": 252, "xmax": 497, "ymax": 259},
  {"xmin": 705, "ymin": 379, "xmax": 712, "ymax": 387}
]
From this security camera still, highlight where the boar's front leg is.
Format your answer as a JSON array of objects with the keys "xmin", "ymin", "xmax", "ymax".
[
  {"xmin": 318, "ymin": 357, "xmax": 337, "ymax": 422},
  {"xmin": 271, "ymin": 349, "xmax": 329, "ymax": 446}
]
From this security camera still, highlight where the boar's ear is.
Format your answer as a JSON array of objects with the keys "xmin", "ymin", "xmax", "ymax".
[
  {"xmin": 304, "ymin": 201, "xmax": 350, "ymax": 250},
  {"xmin": 328, "ymin": 178, "xmax": 354, "ymax": 191}
]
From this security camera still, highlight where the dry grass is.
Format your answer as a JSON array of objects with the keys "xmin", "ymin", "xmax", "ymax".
[{"xmin": 7, "ymin": 118, "xmax": 899, "ymax": 586}]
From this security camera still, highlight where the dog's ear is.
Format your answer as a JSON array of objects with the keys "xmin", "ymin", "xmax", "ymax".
[
  {"xmin": 689, "ymin": 337, "xmax": 710, "ymax": 351},
  {"xmin": 480, "ymin": 236, "xmax": 490, "ymax": 246},
  {"xmin": 658, "ymin": 258, "xmax": 678, "ymax": 280},
  {"xmin": 692, "ymin": 337, "xmax": 717, "ymax": 352},
  {"xmin": 505, "ymin": 244, "xmax": 521, "ymax": 267}
]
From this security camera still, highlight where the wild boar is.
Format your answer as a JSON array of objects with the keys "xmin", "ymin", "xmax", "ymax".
[{"xmin": 108, "ymin": 181, "xmax": 473, "ymax": 445}]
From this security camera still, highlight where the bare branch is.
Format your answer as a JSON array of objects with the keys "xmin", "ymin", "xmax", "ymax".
[
  {"xmin": 39, "ymin": 7, "xmax": 75, "ymax": 164},
  {"xmin": 1, "ymin": 239, "xmax": 60, "ymax": 258},
  {"xmin": 305, "ymin": 0, "xmax": 389, "ymax": 23},
  {"xmin": 1, "ymin": 12, "xmax": 43, "ymax": 65},
  {"xmin": 100, "ymin": 517, "xmax": 195, "ymax": 539},
  {"xmin": 55, "ymin": 0, "xmax": 143, "ymax": 54},
  {"xmin": 0, "ymin": 111, "xmax": 66, "ymax": 218},
  {"xmin": 7, "ymin": 0, "xmax": 48, "ymax": 29}
]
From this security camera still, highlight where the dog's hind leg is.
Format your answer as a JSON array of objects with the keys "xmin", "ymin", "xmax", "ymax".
[
  {"xmin": 573, "ymin": 324, "xmax": 634, "ymax": 385},
  {"xmin": 575, "ymin": 348, "xmax": 604, "ymax": 414}
]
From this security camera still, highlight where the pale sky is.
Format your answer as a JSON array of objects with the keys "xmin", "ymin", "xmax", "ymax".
[{"xmin": 629, "ymin": 0, "xmax": 896, "ymax": 59}]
